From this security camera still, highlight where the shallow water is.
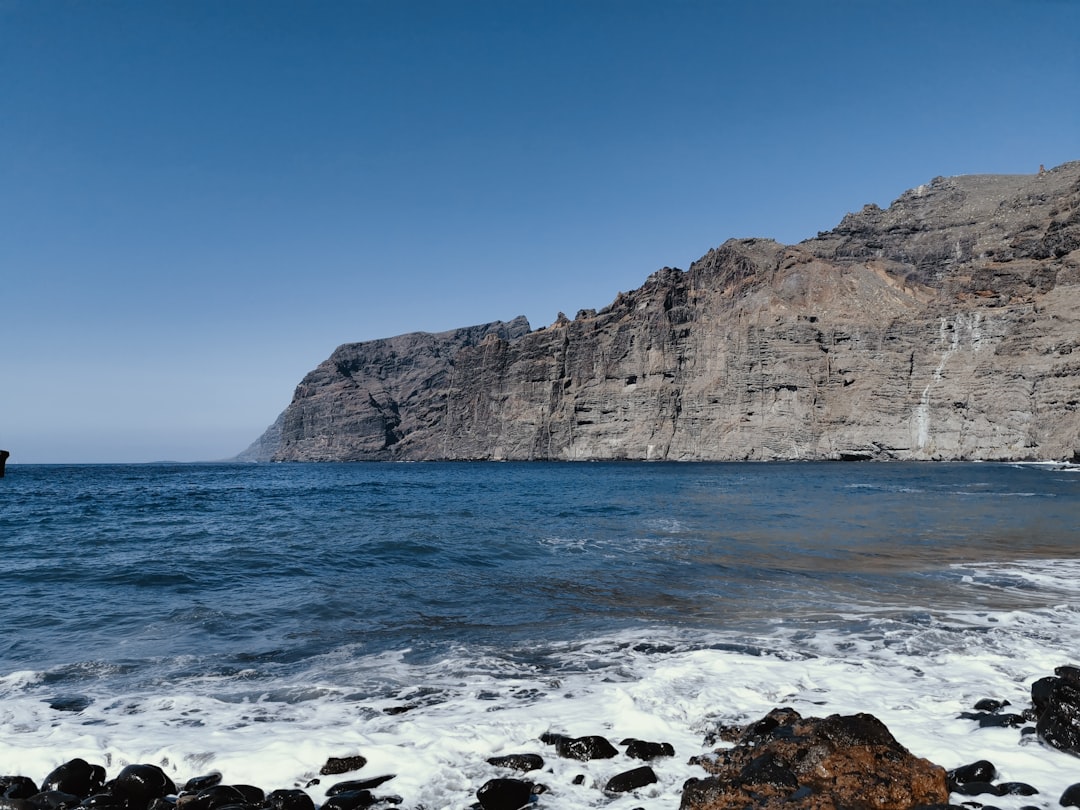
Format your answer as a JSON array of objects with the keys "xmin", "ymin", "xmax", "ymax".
[{"xmin": 1, "ymin": 461, "xmax": 1078, "ymax": 808}]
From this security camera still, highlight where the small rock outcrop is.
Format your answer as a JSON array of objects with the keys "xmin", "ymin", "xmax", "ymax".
[
  {"xmin": 241, "ymin": 161, "xmax": 1080, "ymax": 463},
  {"xmin": 680, "ymin": 708, "xmax": 948, "ymax": 810},
  {"xmin": 1032, "ymin": 665, "xmax": 1080, "ymax": 756}
]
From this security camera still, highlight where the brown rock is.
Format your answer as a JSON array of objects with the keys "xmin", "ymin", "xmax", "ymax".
[
  {"xmin": 680, "ymin": 708, "xmax": 948, "ymax": 810},
  {"xmin": 241, "ymin": 162, "xmax": 1080, "ymax": 464}
]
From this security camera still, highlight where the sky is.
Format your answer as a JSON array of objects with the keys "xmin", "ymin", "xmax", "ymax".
[{"xmin": 2, "ymin": 0, "xmax": 1078, "ymax": 463}]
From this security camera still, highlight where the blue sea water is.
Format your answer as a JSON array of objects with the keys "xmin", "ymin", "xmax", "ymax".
[{"xmin": 1, "ymin": 461, "xmax": 1078, "ymax": 808}]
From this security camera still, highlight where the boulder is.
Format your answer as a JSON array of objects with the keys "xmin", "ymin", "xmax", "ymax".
[
  {"xmin": 319, "ymin": 757, "xmax": 367, "ymax": 777},
  {"xmin": 540, "ymin": 732, "xmax": 617, "ymax": 761},
  {"xmin": 39, "ymin": 761, "xmax": 105, "ymax": 799},
  {"xmin": 622, "ymin": 739, "xmax": 675, "ymax": 760},
  {"xmin": 485, "ymin": 755, "xmax": 544, "ymax": 772},
  {"xmin": 264, "ymin": 790, "xmax": 314, "ymax": 810},
  {"xmin": 475, "ymin": 779, "xmax": 535, "ymax": 810},
  {"xmin": 605, "ymin": 766, "xmax": 658, "ymax": 793},
  {"xmin": 680, "ymin": 708, "xmax": 948, "ymax": 810},
  {"xmin": 112, "ymin": 766, "xmax": 177, "ymax": 810},
  {"xmin": 1061, "ymin": 782, "xmax": 1080, "ymax": 808},
  {"xmin": 947, "ymin": 760, "xmax": 996, "ymax": 789},
  {"xmin": 1032, "ymin": 668, "xmax": 1080, "ymax": 755}
]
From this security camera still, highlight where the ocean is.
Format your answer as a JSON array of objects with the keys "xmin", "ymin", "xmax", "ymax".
[{"xmin": 1, "ymin": 461, "xmax": 1078, "ymax": 809}]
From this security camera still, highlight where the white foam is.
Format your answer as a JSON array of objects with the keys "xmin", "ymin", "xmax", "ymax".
[{"xmin": 2, "ymin": 562, "xmax": 1078, "ymax": 809}]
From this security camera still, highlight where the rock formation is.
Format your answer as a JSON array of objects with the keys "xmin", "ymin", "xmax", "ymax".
[
  {"xmin": 240, "ymin": 161, "xmax": 1080, "ymax": 462},
  {"xmin": 680, "ymin": 708, "xmax": 948, "ymax": 810}
]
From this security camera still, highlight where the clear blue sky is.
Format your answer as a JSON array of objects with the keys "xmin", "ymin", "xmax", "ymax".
[{"xmin": 2, "ymin": 0, "xmax": 1078, "ymax": 463}]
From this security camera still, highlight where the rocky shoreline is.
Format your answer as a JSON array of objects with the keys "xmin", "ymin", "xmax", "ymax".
[{"xmin": 3, "ymin": 666, "xmax": 1079, "ymax": 810}]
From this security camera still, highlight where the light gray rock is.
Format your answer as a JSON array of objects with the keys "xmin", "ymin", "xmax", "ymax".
[{"xmin": 240, "ymin": 161, "xmax": 1080, "ymax": 462}]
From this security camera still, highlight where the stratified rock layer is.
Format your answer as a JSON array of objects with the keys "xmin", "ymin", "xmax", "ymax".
[{"xmin": 241, "ymin": 161, "xmax": 1080, "ymax": 462}]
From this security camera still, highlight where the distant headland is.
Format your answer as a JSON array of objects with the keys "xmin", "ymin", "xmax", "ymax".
[{"xmin": 239, "ymin": 161, "xmax": 1080, "ymax": 463}]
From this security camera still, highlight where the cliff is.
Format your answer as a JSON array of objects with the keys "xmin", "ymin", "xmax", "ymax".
[{"xmin": 240, "ymin": 161, "xmax": 1080, "ymax": 462}]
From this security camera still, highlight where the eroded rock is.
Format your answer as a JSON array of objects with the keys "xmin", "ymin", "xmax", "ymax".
[{"xmin": 680, "ymin": 708, "xmax": 948, "ymax": 810}]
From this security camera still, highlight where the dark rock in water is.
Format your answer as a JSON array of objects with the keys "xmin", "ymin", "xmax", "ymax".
[
  {"xmin": 1056, "ymin": 665, "xmax": 1080, "ymax": 685},
  {"xmin": 679, "ymin": 707, "xmax": 948, "ymax": 810},
  {"xmin": 178, "ymin": 786, "xmax": 250, "ymax": 810},
  {"xmin": 973, "ymin": 699, "xmax": 1010, "ymax": 712},
  {"xmin": 320, "ymin": 790, "xmax": 375, "ymax": 810},
  {"xmin": 0, "ymin": 800, "xmax": 34, "ymax": 810},
  {"xmin": 320, "ymin": 757, "xmax": 367, "ymax": 777},
  {"xmin": 571, "ymin": 775, "xmax": 585, "ymax": 786},
  {"xmin": 112, "ymin": 766, "xmax": 176, "ymax": 810},
  {"xmin": 947, "ymin": 761, "xmax": 997, "ymax": 789},
  {"xmin": 485, "ymin": 754, "xmax": 544, "ymax": 772},
  {"xmin": 0, "ymin": 450, "xmax": 8, "ymax": 477},
  {"xmin": 1032, "ymin": 676, "xmax": 1059, "ymax": 714},
  {"xmin": 30, "ymin": 791, "xmax": 82, "ymax": 810},
  {"xmin": 605, "ymin": 766, "xmax": 658, "ymax": 793},
  {"xmin": 1, "ymin": 778, "xmax": 39, "ymax": 800},
  {"xmin": 181, "ymin": 775, "xmax": 221, "ymax": 794},
  {"xmin": 326, "ymin": 778, "xmax": 395, "ymax": 796},
  {"xmin": 953, "ymin": 782, "xmax": 1006, "ymax": 797},
  {"xmin": 1035, "ymin": 676, "xmax": 1080, "ymax": 755},
  {"xmin": 229, "ymin": 787, "xmax": 263, "ymax": 805},
  {"xmin": 541, "ymin": 733, "xmax": 617, "ymax": 761},
  {"xmin": 475, "ymin": 779, "xmax": 535, "ymax": 810},
  {"xmin": 998, "ymin": 782, "xmax": 1038, "ymax": 796},
  {"xmin": 958, "ymin": 711, "xmax": 1026, "ymax": 728},
  {"xmin": 264, "ymin": 791, "xmax": 314, "ymax": 810},
  {"xmin": 1060, "ymin": 782, "xmax": 1080, "ymax": 807},
  {"xmin": 623, "ymin": 739, "xmax": 675, "ymax": 760},
  {"xmin": 145, "ymin": 799, "xmax": 175, "ymax": 810},
  {"xmin": 80, "ymin": 794, "xmax": 126, "ymax": 810},
  {"xmin": 41, "ymin": 761, "xmax": 106, "ymax": 799},
  {"xmin": 46, "ymin": 696, "xmax": 93, "ymax": 713}
]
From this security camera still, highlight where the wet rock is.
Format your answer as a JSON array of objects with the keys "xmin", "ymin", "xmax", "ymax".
[
  {"xmin": 604, "ymin": 767, "xmax": 658, "ymax": 793},
  {"xmin": 999, "ymin": 783, "xmax": 1038, "ymax": 796},
  {"xmin": 1, "ymin": 779, "xmax": 39, "ymax": 801},
  {"xmin": 229, "ymin": 787, "xmax": 263, "ymax": 805},
  {"xmin": 112, "ymin": 766, "xmax": 176, "ymax": 810},
  {"xmin": 1034, "ymin": 674, "xmax": 1080, "ymax": 755},
  {"xmin": 40, "ymin": 761, "xmax": 106, "ymax": 799},
  {"xmin": 485, "ymin": 755, "xmax": 544, "ymax": 772},
  {"xmin": 176, "ymin": 786, "xmax": 249, "ymax": 810},
  {"xmin": 947, "ymin": 761, "xmax": 997, "ymax": 789},
  {"xmin": 958, "ymin": 711, "xmax": 1026, "ymax": 728},
  {"xmin": 622, "ymin": 739, "xmax": 675, "ymax": 760},
  {"xmin": 540, "ymin": 732, "xmax": 617, "ymax": 761},
  {"xmin": 145, "ymin": 799, "xmax": 175, "ymax": 810},
  {"xmin": 679, "ymin": 708, "xmax": 948, "ymax": 810},
  {"xmin": 264, "ymin": 790, "xmax": 314, "ymax": 810},
  {"xmin": 475, "ymin": 779, "xmax": 535, "ymax": 810},
  {"xmin": 320, "ymin": 790, "xmax": 374, "ymax": 810},
  {"xmin": 319, "ymin": 758, "xmax": 367, "ymax": 777},
  {"xmin": 326, "ymin": 778, "xmax": 394, "ymax": 796},
  {"xmin": 28, "ymin": 792, "xmax": 82, "ymax": 810},
  {"xmin": 973, "ymin": 699, "xmax": 1010, "ymax": 712},
  {"xmin": 1032, "ymin": 676, "xmax": 1059, "ymax": 714},
  {"xmin": 0, "ymin": 800, "xmax": 34, "ymax": 810},
  {"xmin": 1061, "ymin": 783, "xmax": 1080, "ymax": 807},
  {"xmin": 953, "ymin": 782, "xmax": 1005, "ymax": 797},
  {"xmin": 1056, "ymin": 665, "xmax": 1080, "ymax": 685},
  {"xmin": 181, "ymin": 775, "xmax": 221, "ymax": 794},
  {"xmin": 80, "ymin": 795, "xmax": 126, "ymax": 810}
]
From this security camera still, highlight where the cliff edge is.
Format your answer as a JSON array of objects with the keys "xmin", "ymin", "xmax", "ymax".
[{"xmin": 239, "ymin": 161, "xmax": 1080, "ymax": 462}]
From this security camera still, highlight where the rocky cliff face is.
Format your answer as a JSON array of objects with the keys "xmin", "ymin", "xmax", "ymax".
[{"xmin": 241, "ymin": 161, "xmax": 1080, "ymax": 462}]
